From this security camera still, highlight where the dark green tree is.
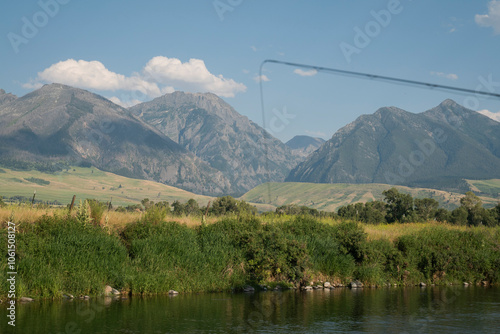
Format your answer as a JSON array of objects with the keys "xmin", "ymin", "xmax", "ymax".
[
  {"xmin": 450, "ymin": 206, "xmax": 468, "ymax": 225},
  {"xmin": 210, "ymin": 196, "xmax": 257, "ymax": 216},
  {"xmin": 184, "ymin": 199, "xmax": 201, "ymax": 216},
  {"xmin": 494, "ymin": 203, "xmax": 500, "ymax": 216},
  {"xmin": 435, "ymin": 208, "xmax": 451, "ymax": 222},
  {"xmin": 460, "ymin": 192, "xmax": 485, "ymax": 226},
  {"xmin": 361, "ymin": 201, "xmax": 386, "ymax": 224},
  {"xmin": 383, "ymin": 188, "xmax": 414, "ymax": 223},
  {"xmin": 493, "ymin": 203, "xmax": 500, "ymax": 226},
  {"xmin": 414, "ymin": 198, "xmax": 439, "ymax": 221},
  {"xmin": 480, "ymin": 208, "xmax": 497, "ymax": 227},
  {"xmin": 172, "ymin": 200, "xmax": 186, "ymax": 216}
]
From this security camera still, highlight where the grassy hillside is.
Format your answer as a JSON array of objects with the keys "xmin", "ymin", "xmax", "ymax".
[
  {"xmin": 466, "ymin": 179, "xmax": 500, "ymax": 197},
  {"xmin": 0, "ymin": 166, "xmax": 213, "ymax": 207},
  {"xmin": 240, "ymin": 182, "xmax": 500, "ymax": 211}
]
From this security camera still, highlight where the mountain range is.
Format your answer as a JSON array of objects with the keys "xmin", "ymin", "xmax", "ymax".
[
  {"xmin": 0, "ymin": 85, "xmax": 498, "ymax": 197},
  {"xmin": 286, "ymin": 99, "xmax": 500, "ymax": 192},
  {"xmin": 0, "ymin": 84, "xmax": 301, "ymax": 196},
  {"xmin": 285, "ymin": 135, "xmax": 325, "ymax": 159},
  {"xmin": 0, "ymin": 84, "xmax": 231, "ymax": 195},
  {"xmin": 129, "ymin": 91, "xmax": 299, "ymax": 195}
]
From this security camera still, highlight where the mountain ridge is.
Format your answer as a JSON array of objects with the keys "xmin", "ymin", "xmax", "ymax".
[
  {"xmin": 130, "ymin": 91, "xmax": 300, "ymax": 195},
  {"xmin": 0, "ymin": 84, "xmax": 231, "ymax": 195},
  {"xmin": 286, "ymin": 100, "xmax": 500, "ymax": 192},
  {"xmin": 286, "ymin": 135, "xmax": 325, "ymax": 159}
]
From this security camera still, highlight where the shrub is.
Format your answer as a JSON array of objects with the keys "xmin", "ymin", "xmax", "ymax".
[
  {"xmin": 281, "ymin": 217, "xmax": 357, "ymax": 280},
  {"xmin": 332, "ymin": 221, "xmax": 367, "ymax": 262},
  {"xmin": 394, "ymin": 227, "xmax": 500, "ymax": 284},
  {"xmin": 1, "ymin": 215, "xmax": 130, "ymax": 297},
  {"xmin": 141, "ymin": 205, "xmax": 168, "ymax": 224},
  {"xmin": 237, "ymin": 222, "xmax": 307, "ymax": 283},
  {"xmin": 87, "ymin": 199, "xmax": 108, "ymax": 225},
  {"xmin": 210, "ymin": 196, "xmax": 257, "ymax": 216}
]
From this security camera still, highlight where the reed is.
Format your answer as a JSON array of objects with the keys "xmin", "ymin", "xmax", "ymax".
[{"xmin": 0, "ymin": 207, "xmax": 499, "ymax": 299}]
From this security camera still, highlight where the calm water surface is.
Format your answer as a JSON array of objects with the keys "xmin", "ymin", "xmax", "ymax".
[{"xmin": 1, "ymin": 286, "xmax": 499, "ymax": 333}]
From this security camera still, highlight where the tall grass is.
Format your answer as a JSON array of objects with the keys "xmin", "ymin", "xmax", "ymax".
[
  {"xmin": 0, "ymin": 214, "xmax": 130, "ymax": 298},
  {"xmin": 1, "ymin": 208, "xmax": 499, "ymax": 299}
]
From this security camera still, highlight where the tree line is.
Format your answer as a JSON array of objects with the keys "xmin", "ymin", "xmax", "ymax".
[
  {"xmin": 115, "ymin": 195, "xmax": 257, "ymax": 217},
  {"xmin": 336, "ymin": 188, "xmax": 500, "ymax": 226},
  {"xmin": 3, "ymin": 187, "xmax": 498, "ymax": 227}
]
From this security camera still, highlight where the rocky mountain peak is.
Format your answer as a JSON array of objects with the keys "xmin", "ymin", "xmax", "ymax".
[
  {"xmin": 0, "ymin": 89, "xmax": 18, "ymax": 107},
  {"xmin": 286, "ymin": 99, "xmax": 500, "ymax": 192},
  {"xmin": 0, "ymin": 85, "xmax": 230, "ymax": 195},
  {"xmin": 439, "ymin": 98, "xmax": 459, "ymax": 107},
  {"xmin": 130, "ymin": 90, "xmax": 299, "ymax": 195}
]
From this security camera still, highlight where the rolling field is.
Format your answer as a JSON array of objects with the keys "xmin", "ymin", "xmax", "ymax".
[
  {"xmin": 240, "ymin": 182, "xmax": 500, "ymax": 211},
  {"xmin": 466, "ymin": 179, "xmax": 500, "ymax": 197},
  {"xmin": 0, "ymin": 166, "xmax": 213, "ymax": 207},
  {"xmin": 1, "ymin": 165, "xmax": 498, "ymax": 212}
]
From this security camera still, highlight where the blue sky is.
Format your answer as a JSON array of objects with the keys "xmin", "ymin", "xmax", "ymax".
[{"xmin": 1, "ymin": 0, "xmax": 499, "ymax": 142}]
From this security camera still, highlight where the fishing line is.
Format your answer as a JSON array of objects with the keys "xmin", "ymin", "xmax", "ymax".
[{"xmin": 259, "ymin": 59, "xmax": 500, "ymax": 204}]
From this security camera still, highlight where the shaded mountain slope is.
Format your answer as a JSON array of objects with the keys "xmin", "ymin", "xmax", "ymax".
[
  {"xmin": 130, "ymin": 91, "xmax": 300, "ymax": 195},
  {"xmin": 0, "ymin": 84, "xmax": 230, "ymax": 195},
  {"xmin": 286, "ymin": 100, "xmax": 500, "ymax": 192}
]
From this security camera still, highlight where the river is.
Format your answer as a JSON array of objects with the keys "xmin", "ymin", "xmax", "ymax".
[{"xmin": 1, "ymin": 286, "xmax": 499, "ymax": 333}]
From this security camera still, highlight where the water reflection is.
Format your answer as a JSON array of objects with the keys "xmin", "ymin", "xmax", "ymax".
[{"xmin": 1, "ymin": 286, "xmax": 499, "ymax": 333}]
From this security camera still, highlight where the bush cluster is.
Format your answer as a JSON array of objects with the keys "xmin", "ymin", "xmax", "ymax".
[
  {"xmin": 337, "ymin": 188, "xmax": 500, "ymax": 226},
  {"xmin": 2, "ymin": 213, "xmax": 498, "ymax": 299}
]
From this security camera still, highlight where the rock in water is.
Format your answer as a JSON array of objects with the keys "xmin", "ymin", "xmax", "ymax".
[
  {"xmin": 349, "ymin": 281, "xmax": 363, "ymax": 289},
  {"xmin": 243, "ymin": 286, "xmax": 255, "ymax": 293},
  {"xmin": 104, "ymin": 285, "xmax": 120, "ymax": 296}
]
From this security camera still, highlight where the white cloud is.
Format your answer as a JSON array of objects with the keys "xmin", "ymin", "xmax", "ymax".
[
  {"xmin": 23, "ymin": 59, "xmax": 162, "ymax": 97},
  {"xmin": 478, "ymin": 109, "xmax": 500, "ymax": 122},
  {"xmin": 475, "ymin": 0, "xmax": 500, "ymax": 34},
  {"xmin": 23, "ymin": 57, "xmax": 246, "ymax": 99},
  {"xmin": 250, "ymin": 45, "xmax": 257, "ymax": 52},
  {"xmin": 142, "ymin": 57, "xmax": 246, "ymax": 97},
  {"xmin": 253, "ymin": 74, "xmax": 270, "ymax": 83},
  {"xmin": 430, "ymin": 71, "xmax": 459, "ymax": 80},
  {"xmin": 294, "ymin": 69, "xmax": 318, "ymax": 77},
  {"xmin": 242, "ymin": 69, "xmax": 250, "ymax": 74}
]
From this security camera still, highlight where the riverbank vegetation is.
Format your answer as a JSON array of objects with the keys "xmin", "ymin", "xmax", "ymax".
[{"xmin": 0, "ymin": 190, "xmax": 499, "ymax": 299}]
